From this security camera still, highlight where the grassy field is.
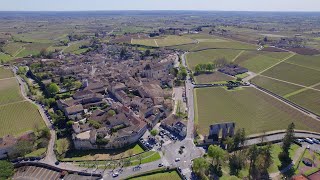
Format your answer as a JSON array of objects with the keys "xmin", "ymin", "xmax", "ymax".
[
  {"xmin": 0, "ymin": 78, "xmax": 24, "ymax": 105},
  {"xmin": 0, "ymin": 53, "xmax": 13, "ymax": 62},
  {"xmin": 16, "ymin": 43, "xmax": 52, "ymax": 57},
  {"xmin": 269, "ymin": 144, "xmax": 300, "ymax": 173},
  {"xmin": 285, "ymin": 55, "xmax": 320, "ymax": 71},
  {"xmin": 186, "ymin": 49, "xmax": 241, "ymax": 71},
  {"xmin": 62, "ymin": 144, "xmax": 144, "ymax": 161},
  {"xmin": 0, "ymin": 101, "xmax": 45, "ymax": 137},
  {"xmin": 0, "ymin": 68, "xmax": 14, "ymax": 79},
  {"xmin": 2, "ymin": 42, "xmax": 24, "ymax": 56},
  {"xmin": 127, "ymin": 170, "xmax": 181, "ymax": 180},
  {"xmin": 194, "ymin": 87, "xmax": 320, "ymax": 135},
  {"xmin": 233, "ymin": 51, "xmax": 292, "ymax": 73},
  {"xmin": 262, "ymin": 62, "xmax": 320, "ymax": 87},
  {"xmin": 64, "ymin": 40, "xmax": 90, "ymax": 54},
  {"xmin": 251, "ymin": 75, "xmax": 302, "ymax": 96},
  {"xmin": 132, "ymin": 35, "xmax": 194, "ymax": 47},
  {"xmin": 287, "ymin": 89, "xmax": 320, "ymax": 115},
  {"xmin": 194, "ymin": 71, "xmax": 235, "ymax": 84},
  {"xmin": 13, "ymin": 31, "xmax": 68, "ymax": 43}
]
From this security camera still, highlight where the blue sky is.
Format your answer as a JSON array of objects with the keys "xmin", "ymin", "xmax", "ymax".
[{"xmin": 1, "ymin": 0, "xmax": 320, "ymax": 11}]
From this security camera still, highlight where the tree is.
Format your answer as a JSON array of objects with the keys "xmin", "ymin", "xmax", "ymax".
[
  {"xmin": 229, "ymin": 152, "xmax": 246, "ymax": 176},
  {"xmin": 59, "ymin": 138, "xmax": 70, "ymax": 158},
  {"xmin": 178, "ymin": 66, "xmax": 187, "ymax": 80},
  {"xmin": 107, "ymin": 110, "xmax": 116, "ymax": 117},
  {"xmin": 10, "ymin": 140, "xmax": 33, "ymax": 158},
  {"xmin": 207, "ymin": 145, "xmax": 226, "ymax": 167},
  {"xmin": 150, "ymin": 129, "xmax": 158, "ymax": 137},
  {"xmin": 280, "ymin": 123, "xmax": 295, "ymax": 163},
  {"xmin": 47, "ymin": 83, "xmax": 60, "ymax": 95},
  {"xmin": 192, "ymin": 158, "xmax": 209, "ymax": 179},
  {"xmin": 0, "ymin": 160, "xmax": 14, "ymax": 179}
]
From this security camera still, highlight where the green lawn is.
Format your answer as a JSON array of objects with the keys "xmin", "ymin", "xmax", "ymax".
[
  {"xmin": 0, "ymin": 67, "xmax": 14, "ymax": 79},
  {"xmin": 0, "ymin": 101, "xmax": 45, "ymax": 137},
  {"xmin": 269, "ymin": 144, "xmax": 300, "ymax": 173},
  {"xmin": 194, "ymin": 71, "xmax": 235, "ymax": 84},
  {"xmin": 251, "ymin": 75, "xmax": 302, "ymax": 96},
  {"xmin": 127, "ymin": 170, "xmax": 181, "ymax": 180},
  {"xmin": 62, "ymin": 144, "xmax": 144, "ymax": 161},
  {"xmin": 0, "ymin": 78, "xmax": 24, "ymax": 105},
  {"xmin": 262, "ymin": 62, "xmax": 320, "ymax": 87},
  {"xmin": 287, "ymin": 89, "xmax": 320, "ymax": 115},
  {"xmin": 186, "ymin": 49, "xmax": 241, "ymax": 71},
  {"xmin": 25, "ymin": 148, "xmax": 47, "ymax": 157},
  {"xmin": 194, "ymin": 87, "xmax": 320, "ymax": 135}
]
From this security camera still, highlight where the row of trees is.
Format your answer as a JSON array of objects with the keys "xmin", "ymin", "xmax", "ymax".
[{"xmin": 194, "ymin": 58, "xmax": 228, "ymax": 75}]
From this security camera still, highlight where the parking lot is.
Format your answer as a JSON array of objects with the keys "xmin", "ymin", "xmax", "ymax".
[
  {"xmin": 14, "ymin": 166, "xmax": 61, "ymax": 180},
  {"xmin": 297, "ymin": 137, "xmax": 320, "ymax": 152}
]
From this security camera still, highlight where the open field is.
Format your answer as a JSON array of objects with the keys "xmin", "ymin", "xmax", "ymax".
[
  {"xmin": 62, "ymin": 144, "xmax": 144, "ymax": 161},
  {"xmin": 186, "ymin": 49, "xmax": 241, "ymax": 71},
  {"xmin": 127, "ymin": 170, "xmax": 181, "ymax": 180},
  {"xmin": 132, "ymin": 35, "xmax": 194, "ymax": 47},
  {"xmin": 0, "ymin": 67, "xmax": 14, "ymax": 79},
  {"xmin": 194, "ymin": 87, "xmax": 320, "ymax": 135},
  {"xmin": 16, "ymin": 42, "xmax": 52, "ymax": 57},
  {"xmin": 64, "ymin": 40, "xmax": 90, "ymax": 54},
  {"xmin": 262, "ymin": 62, "xmax": 320, "ymax": 87},
  {"xmin": 287, "ymin": 89, "xmax": 320, "ymax": 115},
  {"xmin": 13, "ymin": 31, "xmax": 69, "ymax": 43},
  {"xmin": 0, "ymin": 78, "xmax": 24, "ymax": 105},
  {"xmin": 233, "ymin": 51, "xmax": 292, "ymax": 73},
  {"xmin": 0, "ymin": 53, "xmax": 12, "ymax": 62},
  {"xmin": 0, "ymin": 101, "xmax": 45, "ymax": 137},
  {"xmin": 194, "ymin": 71, "xmax": 235, "ymax": 84},
  {"xmin": 251, "ymin": 75, "xmax": 302, "ymax": 96},
  {"xmin": 2, "ymin": 42, "xmax": 24, "ymax": 56},
  {"xmin": 285, "ymin": 54, "xmax": 320, "ymax": 71}
]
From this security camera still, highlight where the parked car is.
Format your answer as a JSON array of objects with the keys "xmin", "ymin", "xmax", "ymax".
[
  {"xmin": 296, "ymin": 139, "xmax": 304, "ymax": 143},
  {"xmin": 175, "ymin": 158, "xmax": 181, "ymax": 162},
  {"xmin": 312, "ymin": 138, "xmax": 320, "ymax": 144},
  {"xmin": 305, "ymin": 138, "xmax": 314, "ymax": 144},
  {"xmin": 158, "ymin": 163, "xmax": 164, "ymax": 167},
  {"xmin": 112, "ymin": 172, "xmax": 119, "ymax": 177}
]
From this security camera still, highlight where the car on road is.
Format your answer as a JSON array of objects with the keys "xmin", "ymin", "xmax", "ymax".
[
  {"xmin": 177, "ymin": 167, "xmax": 182, "ymax": 172},
  {"xmin": 158, "ymin": 163, "xmax": 164, "ymax": 167},
  {"xmin": 307, "ymin": 145, "xmax": 310, "ymax": 149},
  {"xmin": 55, "ymin": 161, "xmax": 60, "ymax": 165},
  {"xmin": 175, "ymin": 158, "xmax": 181, "ymax": 162},
  {"xmin": 112, "ymin": 172, "xmax": 119, "ymax": 177}
]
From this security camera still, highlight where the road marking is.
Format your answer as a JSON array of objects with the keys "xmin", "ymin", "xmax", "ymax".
[{"xmin": 284, "ymin": 81, "xmax": 320, "ymax": 98}]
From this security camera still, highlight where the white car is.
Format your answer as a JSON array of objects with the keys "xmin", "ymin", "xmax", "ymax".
[
  {"xmin": 175, "ymin": 158, "xmax": 181, "ymax": 162},
  {"xmin": 112, "ymin": 172, "xmax": 119, "ymax": 177}
]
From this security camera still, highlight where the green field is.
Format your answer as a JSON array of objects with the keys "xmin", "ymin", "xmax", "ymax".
[
  {"xmin": 13, "ymin": 31, "xmax": 68, "ymax": 43},
  {"xmin": 194, "ymin": 87, "xmax": 320, "ymax": 135},
  {"xmin": 0, "ymin": 53, "xmax": 13, "ymax": 62},
  {"xmin": 0, "ymin": 78, "xmax": 24, "ymax": 105},
  {"xmin": 194, "ymin": 71, "xmax": 235, "ymax": 84},
  {"xmin": 285, "ymin": 54, "xmax": 320, "ymax": 71},
  {"xmin": 16, "ymin": 43, "xmax": 52, "ymax": 57},
  {"xmin": 2, "ymin": 42, "xmax": 24, "ymax": 56},
  {"xmin": 233, "ymin": 51, "xmax": 292, "ymax": 73},
  {"xmin": 64, "ymin": 40, "xmax": 90, "ymax": 54},
  {"xmin": 251, "ymin": 75, "xmax": 302, "ymax": 96},
  {"xmin": 186, "ymin": 49, "xmax": 241, "ymax": 71},
  {"xmin": 0, "ymin": 68, "xmax": 14, "ymax": 79},
  {"xmin": 172, "ymin": 34, "xmax": 257, "ymax": 51},
  {"xmin": 132, "ymin": 35, "xmax": 194, "ymax": 47},
  {"xmin": 262, "ymin": 62, "xmax": 320, "ymax": 87},
  {"xmin": 127, "ymin": 170, "xmax": 181, "ymax": 180},
  {"xmin": 287, "ymin": 89, "xmax": 320, "ymax": 115},
  {"xmin": 0, "ymin": 101, "xmax": 45, "ymax": 137}
]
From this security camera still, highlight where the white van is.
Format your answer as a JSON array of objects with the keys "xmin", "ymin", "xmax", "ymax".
[{"xmin": 305, "ymin": 138, "xmax": 314, "ymax": 144}]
